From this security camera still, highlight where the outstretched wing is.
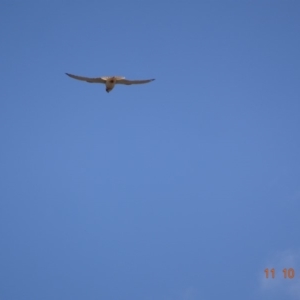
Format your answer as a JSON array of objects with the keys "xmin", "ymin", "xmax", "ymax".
[
  {"xmin": 65, "ymin": 73, "xmax": 106, "ymax": 83},
  {"xmin": 116, "ymin": 78, "xmax": 155, "ymax": 85}
]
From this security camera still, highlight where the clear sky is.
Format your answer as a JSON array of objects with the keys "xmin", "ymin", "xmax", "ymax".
[{"xmin": 1, "ymin": 1, "xmax": 300, "ymax": 300}]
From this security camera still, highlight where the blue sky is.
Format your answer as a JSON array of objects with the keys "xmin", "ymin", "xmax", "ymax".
[{"xmin": 1, "ymin": 1, "xmax": 300, "ymax": 300}]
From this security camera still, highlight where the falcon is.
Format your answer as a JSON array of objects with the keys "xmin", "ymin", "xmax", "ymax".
[{"xmin": 65, "ymin": 73, "xmax": 155, "ymax": 93}]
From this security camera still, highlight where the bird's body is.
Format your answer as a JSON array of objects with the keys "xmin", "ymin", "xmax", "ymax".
[{"xmin": 65, "ymin": 73, "xmax": 154, "ymax": 93}]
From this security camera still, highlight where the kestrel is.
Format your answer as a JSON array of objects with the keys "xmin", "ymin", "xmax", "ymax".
[{"xmin": 65, "ymin": 73, "xmax": 155, "ymax": 93}]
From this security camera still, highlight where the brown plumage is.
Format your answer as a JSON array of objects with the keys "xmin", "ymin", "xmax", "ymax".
[{"xmin": 65, "ymin": 73, "xmax": 155, "ymax": 93}]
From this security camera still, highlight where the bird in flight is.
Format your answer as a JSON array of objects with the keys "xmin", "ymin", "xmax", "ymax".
[{"xmin": 65, "ymin": 73, "xmax": 155, "ymax": 93}]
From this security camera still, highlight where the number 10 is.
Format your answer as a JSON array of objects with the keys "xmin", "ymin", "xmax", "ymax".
[{"xmin": 283, "ymin": 268, "xmax": 295, "ymax": 279}]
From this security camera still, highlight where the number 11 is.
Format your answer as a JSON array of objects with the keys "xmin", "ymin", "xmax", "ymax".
[{"xmin": 264, "ymin": 268, "xmax": 275, "ymax": 278}]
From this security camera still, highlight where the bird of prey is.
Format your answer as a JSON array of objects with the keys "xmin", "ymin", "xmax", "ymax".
[{"xmin": 65, "ymin": 73, "xmax": 155, "ymax": 93}]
